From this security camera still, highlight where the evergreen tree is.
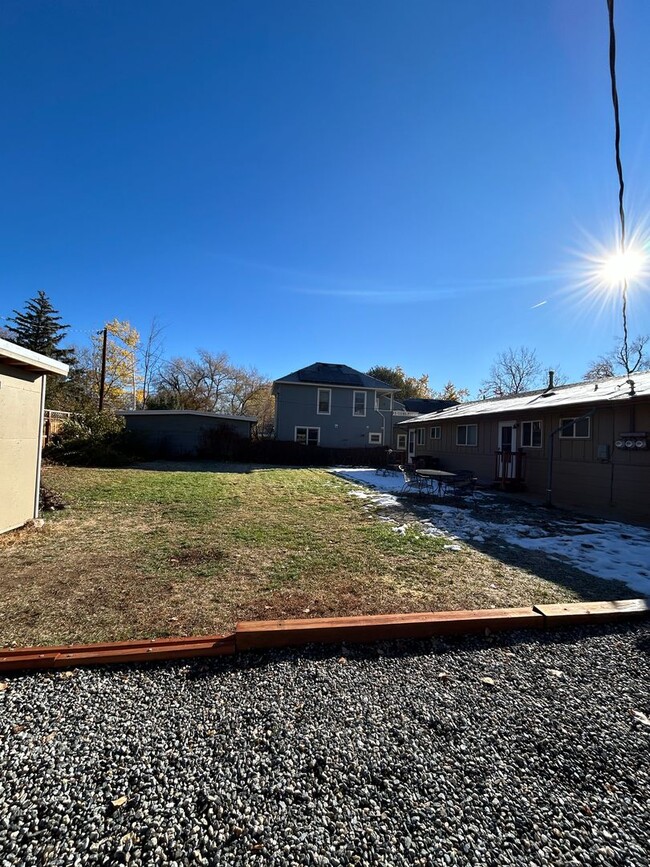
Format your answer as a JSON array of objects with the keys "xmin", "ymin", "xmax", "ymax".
[{"xmin": 6, "ymin": 290, "xmax": 76, "ymax": 364}]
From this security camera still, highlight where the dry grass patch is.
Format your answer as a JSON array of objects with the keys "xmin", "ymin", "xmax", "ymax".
[{"xmin": 0, "ymin": 463, "xmax": 635, "ymax": 647}]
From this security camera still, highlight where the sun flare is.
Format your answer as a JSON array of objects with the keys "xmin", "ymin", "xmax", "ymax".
[{"xmin": 598, "ymin": 248, "xmax": 645, "ymax": 287}]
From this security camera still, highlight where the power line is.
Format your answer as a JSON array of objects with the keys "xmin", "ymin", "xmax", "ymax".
[{"xmin": 606, "ymin": 0, "xmax": 630, "ymax": 376}]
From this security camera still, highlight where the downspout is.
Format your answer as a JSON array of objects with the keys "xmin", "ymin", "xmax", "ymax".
[
  {"xmin": 545, "ymin": 408, "xmax": 596, "ymax": 508},
  {"xmin": 374, "ymin": 390, "xmax": 387, "ymax": 446},
  {"xmin": 34, "ymin": 373, "xmax": 47, "ymax": 519}
]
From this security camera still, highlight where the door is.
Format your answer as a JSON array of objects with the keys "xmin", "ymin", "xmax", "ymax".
[
  {"xmin": 497, "ymin": 421, "xmax": 517, "ymax": 479},
  {"xmin": 408, "ymin": 429, "xmax": 416, "ymax": 463}
]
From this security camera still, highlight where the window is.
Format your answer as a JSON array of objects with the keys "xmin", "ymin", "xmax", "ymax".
[
  {"xmin": 353, "ymin": 391, "xmax": 367, "ymax": 417},
  {"xmin": 396, "ymin": 433, "xmax": 407, "ymax": 449},
  {"xmin": 521, "ymin": 420, "xmax": 542, "ymax": 448},
  {"xmin": 368, "ymin": 432, "xmax": 382, "ymax": 444},
  {"xmin": 560, "ymin": 417, "xmax": 591, "ymax": 439},
  {"xmin": 317, "ymin": 388, "xmax": 331, "ymax": 415},
  {"xmin": 456, "ymin": 424, "xmax": 477, "ymax": 446},
  {"xmin": 416, "ymin": 428, "xmax": 425, "ymax": 446},
  {"xmin": 430, "ymin": 426, "xmax": 441, "ymax": 440},
  {"xmin": 295, "ymin": 426, "xmax": 319, "ymax": 446}
]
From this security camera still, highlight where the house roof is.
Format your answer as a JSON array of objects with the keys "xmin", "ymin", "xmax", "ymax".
[
  {"xmin": 398, "ymin": 371, "xmax": 650, "ymax": 425},
  {"xmin": 401, "ymin": 398, "xmax": 457, "ymax": 414},
  {"xmin": 0, "ymin": 337, "xmax": 69, "ymax": 377},
  {"xmin": 118, "ymin": 410, "xmax": 257, "ymax": 423},
  {"xmin": 273, "ymin": 362, "xmax": 399, "ymax": 391}
]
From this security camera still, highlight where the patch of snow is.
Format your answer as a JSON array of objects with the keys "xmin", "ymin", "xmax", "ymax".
[{"xmin": 328, "ymin": 467, "xmax": 650, "ymax": 597}]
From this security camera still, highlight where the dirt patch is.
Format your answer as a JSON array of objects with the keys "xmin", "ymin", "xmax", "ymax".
[{"xmin": 169, "ymin": 547, "xmax": 227, "ymax": 566}]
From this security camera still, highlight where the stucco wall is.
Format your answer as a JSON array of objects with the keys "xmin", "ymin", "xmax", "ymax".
[
  {"xmin": 0, "ymin": 362, "xmax": 44, "ymax": 532},
  {"xmin": 274, "ymin": 383, "xmax": 393, "ymax": 448},
  {"xmin": 404, "ymin": 399, "xmax": 650, "ymax": 523}
]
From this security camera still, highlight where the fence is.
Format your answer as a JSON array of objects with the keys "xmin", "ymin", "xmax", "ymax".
[{"xmin": 42, "ymin": 409, "xmax": 73, "ymax": 448}]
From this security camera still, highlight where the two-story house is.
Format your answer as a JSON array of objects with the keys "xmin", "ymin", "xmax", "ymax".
[{"xmin": 272, "ymin": 363, "xmax": 402, "ymax": 448}]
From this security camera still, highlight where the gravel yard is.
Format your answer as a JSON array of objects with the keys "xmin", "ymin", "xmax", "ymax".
[{"xmin": 1, "ymin": 622, "xmax": 649, "ymax": 866}]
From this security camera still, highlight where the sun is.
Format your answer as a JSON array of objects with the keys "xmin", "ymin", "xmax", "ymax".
[{"xmin": 598, "ymin": 248, "xmax": 645, "ymax": 287}]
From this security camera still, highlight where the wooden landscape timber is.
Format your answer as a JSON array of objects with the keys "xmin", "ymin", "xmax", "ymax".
[{"xmin": 0, "ymin": 598, "xmax": 647, "ymax": 673}]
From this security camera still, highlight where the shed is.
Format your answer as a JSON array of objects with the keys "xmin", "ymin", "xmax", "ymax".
[
  {"xmin": 119, "ymin": 410, "xmax": 257, "ymax": 458},
  {"xmin": 0, "ymin": 337, "xmax": 69, "ymax": 533}
]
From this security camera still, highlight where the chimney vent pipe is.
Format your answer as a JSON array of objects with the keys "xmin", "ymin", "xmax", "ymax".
[{"xmin": 548, "ymin": 369, "xmax": 555, "ymax": 390}]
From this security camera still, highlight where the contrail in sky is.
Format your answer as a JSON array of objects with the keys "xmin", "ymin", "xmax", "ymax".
[{"xmin": 530, "ymin": 300, "xmax": 548, "ymax": 309}]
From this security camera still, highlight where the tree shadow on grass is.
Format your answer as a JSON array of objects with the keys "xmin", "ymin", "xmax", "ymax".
[{"xmin": 129, "ymin": 460, "xmax": 253, "ymax": 474}]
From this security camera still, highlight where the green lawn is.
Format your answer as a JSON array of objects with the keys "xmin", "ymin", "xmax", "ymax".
[{"xmin": 0, "ymin": 463, "xmax": 634, "ymax": 646}]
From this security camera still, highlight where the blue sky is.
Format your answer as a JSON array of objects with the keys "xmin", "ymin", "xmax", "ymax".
[{"xmin": 2, "ymin": 0, "xmax": 649, "ymax": 394}]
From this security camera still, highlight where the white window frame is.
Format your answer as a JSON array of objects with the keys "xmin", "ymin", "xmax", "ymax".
[
  {"xmin": 316, "ymin": 388, "xmax": 331, "ymax": 415},
  {"xmin": 353, "ymin": 390, "xmax": 367, "ymax": 417},
  {"xmin": 456, "ymin": 424, "xmax": 478, "ymax": 446},
  {"xmin": 416, "ymin": 428, "xmax": 425, "ymax": 446},
  {"xmin": 295, "ymin": 426, "xmax": 320, "ymax": 446},
  {"xmin": 430, "ymin": 426, "xmax": 441, "ymax": 440},
  {"xmin": 559, "ymin": 417, "xmax": 591, "ymax": 439},
  {"xmin": 521, "ymin": 420, "xmax": 543, "ymax": 448},
  {"xmin": 396, "ymin": 433, "xmax": 407, "ymax": 450},
  {"xmin": 368, "ymin": 432, "xmax": 382, "ymax": 445}
]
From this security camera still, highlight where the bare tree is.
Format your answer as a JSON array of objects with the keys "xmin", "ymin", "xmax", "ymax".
[
  {"xmin": 152, "ymin": 350, "xmax": 272, "ymax": 417},
  {"xmin": 139, "ymin": 317, "xmax": 166, "ymax": 409},
  {"xmin": 583, "ymin": 335, "xmax": 649, "ymax": 381},
  {"xmin": 155, "ymin": 352, "xmax": 230, "ymax": 410},
  {"xmin": 479, "ymin": 346, "xmax": 544, "ymax": 398},
  {"xmin": 226, "ymin": 366, "xmax": 271, "ymax": 416}
]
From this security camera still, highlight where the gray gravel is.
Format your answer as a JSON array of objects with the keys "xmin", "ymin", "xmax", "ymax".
[{"xmin": 1, "ymin": 622, "xmax": 649, "ymax": 867}]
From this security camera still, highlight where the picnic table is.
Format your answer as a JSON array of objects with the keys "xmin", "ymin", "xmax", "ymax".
[
  {"xmin": 415, "ymin": 469, "xmax": 476, "ymax": 497},
  {"xmin": 415, "ymin": 468, "xmax": 458, "ymax": 495}
]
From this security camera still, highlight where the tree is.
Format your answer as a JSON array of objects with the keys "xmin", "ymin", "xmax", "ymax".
[
  {"xmin": 139, "ymin": 317, "xmax": 166, "ymax": 409},
  {"xmin": 78, "ymin": 319, "xmax": 141, "ymax": 410},
  {"xmin": 583, "ymin": 335, "xmax": 649, "ymax": 381},
  {"xmin": 366, "ymin": 365, "xmax": 432, "ymax": 400},
  {"xmin": 151, "ymin": 350, "xmax": 272, "ymax": 419},
  {"xmin": 6, "ymin": 290, "xmax": 76, "ymax": 363},
  {"xmin": 432, "ymin": 380, "xmax": 470, "ymax": 402},
  {"xmin": 479, "ymin": 346, "xmax": 545, "ymax": 398}
]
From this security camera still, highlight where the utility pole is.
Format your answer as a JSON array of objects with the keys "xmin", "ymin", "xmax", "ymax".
[{"xmin": 98, "ymin": 327, "xmax": 108, "ymax": 411}]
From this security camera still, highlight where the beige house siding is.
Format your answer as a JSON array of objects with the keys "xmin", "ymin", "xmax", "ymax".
[
  {"xmin": 0, "ymin": 362, "xmax": 45, "ymax": 533},
  {"xmin": 406, "ymin": 399, "xmax": 650, "ymax": 522}
]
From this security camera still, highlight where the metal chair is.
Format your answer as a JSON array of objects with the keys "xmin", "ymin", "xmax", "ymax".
[
  {"xmin": 445, "ymin": 470, "xmax": 477, "ymax": 499},
  {"xmin": 400, "ymin": 465, "xmax": 429, "ymax": 496}
]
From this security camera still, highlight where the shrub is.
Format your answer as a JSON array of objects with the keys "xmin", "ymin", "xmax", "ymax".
[{"xmin": 43, "ymin": 410, "xmax": 136, "ymax": 467}]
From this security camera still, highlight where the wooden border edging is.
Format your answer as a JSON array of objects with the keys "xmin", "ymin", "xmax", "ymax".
[
  {"xmin": 0, "ymin": 634, "xmax": 235, "ymax": 672},
  {"xmin": 0, "ymin": 599, "xmax": 647, "ymax": 673},
  {"xmin": 235, "ymin": 607, "xmax": 543, "ymax": 651},
  {"xmin": 532, "ymin": 598, "xmax": 649, "ymax": 625}
]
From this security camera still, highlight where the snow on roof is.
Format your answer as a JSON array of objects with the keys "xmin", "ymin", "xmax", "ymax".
[
  {"xmin": 0, "ymin": 337, "xmax": 69, "ymax": 377},
  {"xmin": 118, "ymin": 410, "xmax": 257, "ymax": 423},
  {"xmin": 398, "ymin": 370, "xmax": 650, "ymax": 425}
]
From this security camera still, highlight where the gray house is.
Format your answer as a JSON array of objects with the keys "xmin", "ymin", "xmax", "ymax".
[
  {"xmin": 119, "ymin": 410, "xmax": 256, "ymax": 458},
  {"xmin": 272, "ymin": 363, "xmax": 402, "ymax": 448}
]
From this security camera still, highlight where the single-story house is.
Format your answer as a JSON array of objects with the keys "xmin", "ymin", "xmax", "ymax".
[
  {"xmin": 119, "ymin": 410, "xmax": 256, "ymax": 458},
  {"xmin": 272, "ymin": 362, "xmax": 454, "ymax": 450},
  {"xmin": 0, "ymin": 337, "xmax": 69, "ymax": 533},
  {"xmin": 399, "ymin": 371, "xmax": 650, "ymax": 523}
]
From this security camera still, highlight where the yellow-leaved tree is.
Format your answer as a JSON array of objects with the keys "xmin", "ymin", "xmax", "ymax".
[{"xmin": 87, "ymin": 319, "xmax": 141, "ymax": 410}]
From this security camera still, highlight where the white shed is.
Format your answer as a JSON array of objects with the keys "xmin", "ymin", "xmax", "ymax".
[{"xmin": 0, "ymin": 338, "xmax": 69, "ymax": 533}]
